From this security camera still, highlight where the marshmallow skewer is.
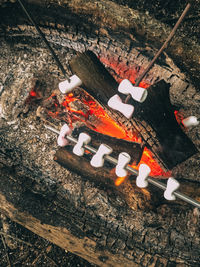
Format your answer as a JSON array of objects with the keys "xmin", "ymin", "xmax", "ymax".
[
  {"xmin": 44, "ymin": 124, "xmax": 200, "ymax": 209},
  {"xmin": 118, "ymin": 79, "xmax": 148, "ymax": 103},
  {"xmin": 164, "ymin": 177, "xmax": 180, "ymax": 200},
  {"xmin": 90, "ymin": 144, "xmax": 113, "ymax": 167}
]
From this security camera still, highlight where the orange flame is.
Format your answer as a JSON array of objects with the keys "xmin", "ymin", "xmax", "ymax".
[
  {"xmin": 59, "ymin": 92, "xmax": 171, "ymax": 181},
  {"xmin": 45, "ymin": 56, "xmax": 183, "ymax": 185}
]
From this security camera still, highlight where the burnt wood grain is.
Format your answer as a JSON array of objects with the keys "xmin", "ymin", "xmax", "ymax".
[
  {"xmin": 54, "ymin": 146, "xmax": 154, "ymax": 210},
  {"xmin": 70, "ymin": 51, "xmax": 118, "ymax": 105},
  {"xmin": 0, "ymin": 146, "xmax": 200, "ymax": 267},
  {"xmin": 131, "ymin": 80, "xmax": 198, "ymax": 169}
]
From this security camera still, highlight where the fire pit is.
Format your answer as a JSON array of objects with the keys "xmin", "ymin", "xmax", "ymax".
[{"xmin": 0, "ymin": 1, "xmax": 200, "ymax": 266}]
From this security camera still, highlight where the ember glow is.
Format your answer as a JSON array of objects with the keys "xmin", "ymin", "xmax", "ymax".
[
  {"xmin": 45, "ymin": 56, "xmax": 177, "ymax": 185},
  {"xmin": 100, "ymin": 56, "xmax": 150, "ymax": 88},
  {"xmin": 25, "ymin": 89, "xmax": 41, "ymax": 104},
  {"xmin": 46, "ymin": 90, "xmax": 171, "ymax": 181}
]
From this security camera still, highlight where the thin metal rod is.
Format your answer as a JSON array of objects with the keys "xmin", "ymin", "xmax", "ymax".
[
  {"xmin": 45, "ymin": 124, "xmax": 200, "ymax": 209},
  {"xmin": 17, "ymin": 0, "xmax": 70, "ymax": 81},
  {"xmin": 125, "ymin": 3, "xmax": 191, "ymax": 103}
]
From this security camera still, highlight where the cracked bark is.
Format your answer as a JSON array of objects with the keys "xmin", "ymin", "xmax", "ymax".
[
  {"xmin": 1, "ymin": 0, "xmax": 199, "ymax": 89},
  {"xmin": 69, "ymin": 51, "xmax": 197, "ymax": 170}
]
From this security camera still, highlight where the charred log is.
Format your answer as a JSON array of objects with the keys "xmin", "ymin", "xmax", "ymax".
[
  {"xmin": 1, "ymin": 0, "xmax": 199, "ymax": 89},
  {"xmin": 54, "ymin": 146, "xmax": 154, "ymax": 210},
  {"xmin": 0, "ymin": 146, "xmax": 200, "ymax": 266},
  {"xmin": 131, "ymin": 80, "xmax": 198, "ymax": 169},
  {"xmin": 72, "ymin": 125, "xmax": 143, "ymax": 165},
  {"xmin": 70, "ymin": 51, "xmax": 198, "ymax": 170},
  {"xmin": 70, "ymin": 51, "xmax": 118, "ymax": 105}
]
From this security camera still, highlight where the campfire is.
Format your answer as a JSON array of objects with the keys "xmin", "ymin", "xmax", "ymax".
[
  {"xmin": 36, "ymin": 49, "xmax": 198, "ymax": 205},
  {"xmin": 0, "ymin": 1, "xmax": 200, "ymax": 266}
]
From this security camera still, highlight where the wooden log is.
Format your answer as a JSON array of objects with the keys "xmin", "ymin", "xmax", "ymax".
[
  {"xmin": 0, "ymin": 168, "xmax": 139, "ymax": 267},
  {"xmin": 132, "ymin": 80, "xmax": 198, "ymax": 169},
  {"xmin": 72, "ymin": 125, "xmax": 143, "ymax": 165},
  {"xmin": 70, "ymin": 51, "xmax": 118, "ymax": 105},
  {"xmin": 0, "ymin": 151, "xmax": 200, "ymax": 267},
  {"xmin": 70, "ymin": 51, "xmax": 198, "ymax": 170},
  {"xmin": 54, "ymin": 147, "xmax": 154, "ymax": 210},
  {"xmin": 1, "ymin": 0, "xmax": 199, "ymax": 88}
]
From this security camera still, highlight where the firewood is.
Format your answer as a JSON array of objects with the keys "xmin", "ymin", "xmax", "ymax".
[
  {"xmin": 72, "ymin": 126, "xmax": 143, "ymax": 165},
  {"xmin": 70, "ymin": 51, "xmax": 198, "ymax": 170},
  {"xmin": 0, "ymin": 156, "xmax": 200, "ymax": 267}
]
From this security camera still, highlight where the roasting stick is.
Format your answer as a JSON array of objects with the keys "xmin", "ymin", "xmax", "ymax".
[
  {"xmin": 17, "ymin": 0, "xmax": 70, "ymax": 82},
  {"xmin": 125, "ymin": 3, "xmax": 191, "ymax": 104},
  {"xmin": 44, "ymin": 124, "xmax": 200, "ymax": 209}
]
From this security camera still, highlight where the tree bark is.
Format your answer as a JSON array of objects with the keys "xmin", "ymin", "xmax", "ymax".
[{"xmin": 1, "ymin": 0, "xmax": 199, "ymax": 89}]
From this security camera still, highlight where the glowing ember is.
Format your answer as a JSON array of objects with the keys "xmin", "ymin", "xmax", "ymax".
[
  {"xmin": 115, "ymin": 176, "xmax": 127, "ymax": 186},
  {"xmin": 100, "ymin": 56, "xmax": 150, "ymax": 88},
  {"xmin": 46, "ymin": 91, "xmax": 170, "ymax": 179},
  {"xmin": 26, "ymin": 89, "xmax": 41, "ymax": 105},
  {"xmin": 174, "ymin": 110, "xmax": 185, "ymax": 128},
  {"xmin": 44, "ymin": 56, "xmax": 185, "ymax": 185}
]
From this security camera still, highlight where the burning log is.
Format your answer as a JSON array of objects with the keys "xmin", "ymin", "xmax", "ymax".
[
  {"xmin": 72, "ymin": 126, "xmax": 143, "ymax": 165},
  {"xmin": 69, "ymin": 51, "xmax": 198, "ymax": 170},
  {"xmin": 48, "ymin": 124, "xmax": 200, "ymax": 209},
  {"xmin": 54, "ymin": 147, "xmax": 154, "ymax": 210}
]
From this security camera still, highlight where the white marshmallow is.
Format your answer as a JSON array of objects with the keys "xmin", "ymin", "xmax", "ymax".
[
  {"xmin": 136, "ymin": 164, "xmax": 151, "ymax": 188},
  {"xmin": 118, "ymin": 79, "xmax": 148, "ymax": 103},
  {"xmin": 164, "ymin": 177, "xmax": 180, "ymax": 201},
  {"xmin": 59, "ymin": 74, "xmax": 82, "ymax": 94},
  {"xmin": 108, "ymin": 94, "xmax": 134, "ymax": 119},
  {"xmin": 57, "ymin": 124, "xmax": 72, "ymax": 146},
  {"xmin": 90, "ymin": 144, "xmax": 113, "ymax": 168},
  {"xmin": 182, "ymin": 116, "xmax": 199, "ymax": 128},
  {"xmin": 115, "ymin": 152, "xmax": 131, "ymax": 177},
  {"xmin": 73, "ymin": 133, "xmax": 91, "ymax": 156}
]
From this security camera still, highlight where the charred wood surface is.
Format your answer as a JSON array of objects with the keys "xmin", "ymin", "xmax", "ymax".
[
  {"xmin": 0, "ymin": 1, "xmax": 200, "ymax": 266},
  {"xmin": 1, "ymin": 0, "xmax": 199, "ymax": 89},
  {"xmin": 132, "ymin": 80, "xmax": 198, "ymax": 169},
  {"xmin": 72, "ymin": 126, "xmax": 143, "ymax": 165},
  {"xmin": 70, "ymin": 51, "xmax": 118, "ymax": 105},
  {"xmin": 54, "ymin": 146, "xmax": 155, "ymax": 211},
  {"xmin": 0, "ymin": 146, "xmax": 200, "ymax": 267},
  {"xmin": 70, "ymin": 51, "xmax": 198, "ymax": 170}
]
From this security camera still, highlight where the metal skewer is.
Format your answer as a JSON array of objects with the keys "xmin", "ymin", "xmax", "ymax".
[
  {"xmin": 17, "ymin": 0, "xmax": 70, "ymax": 82},
  {"xmin": 125, "ymin": 3, "xmax": 191, "ymax": 104},
  {"xmin": 44, "ymin": 124, "xmax": 200, "ymax": 209}
]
